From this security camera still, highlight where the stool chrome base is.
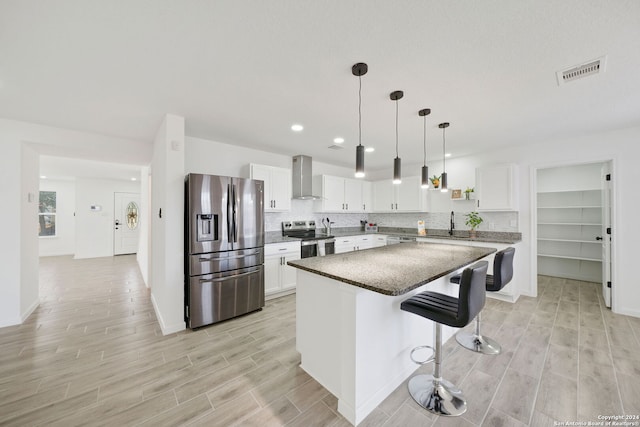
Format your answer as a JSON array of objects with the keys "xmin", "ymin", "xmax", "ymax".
[
  {"xmin": 455, "ymin": 331, "xmax": 501, "ymax": 355},
  {"xmin": 408, "ymin": 374, "xmax": 467, "ymax": 416}
]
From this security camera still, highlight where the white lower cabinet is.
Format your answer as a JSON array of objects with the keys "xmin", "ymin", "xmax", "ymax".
[
  {"xmin": 265, "ymin": 242, "xmax": 300, "ymax": 299},
  {"xmin": 416, "ymin": 238, "xmax": 522, "ymax": 302},
  {"xmin": 372, "ymin": 235, "xmax": 387, "ymax": 247},
  {"xmin": 335, "ymin": 236, "xmax": 357, "ymax": 254},
  {"xmin": 334, "ymin": 234, "xmax": 381, "ymax": 253}
]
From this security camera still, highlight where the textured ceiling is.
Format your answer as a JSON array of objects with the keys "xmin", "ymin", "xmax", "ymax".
[{"xmin": 2, "ymin": 0, "xmax": 639, "ymax": 177}]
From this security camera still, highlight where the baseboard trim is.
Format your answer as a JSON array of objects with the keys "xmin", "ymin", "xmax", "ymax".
[
  {"xmin": 150, "ymin": 293, "xmax": 185, "ymax": 336},
  {"xmin": 21, "ymin": 298, "xmax": 40, "ymax": 322}
]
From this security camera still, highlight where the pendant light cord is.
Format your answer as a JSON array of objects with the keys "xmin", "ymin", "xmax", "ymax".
[
  {"xmin": 395, "ymin": 100, "xmax": 399, "ymax": 157},
  {"xmin": 423, "ymin": 116, "xmax": 427, "ymax": 166},
  {"xmin": 442, "ymin": 126, "xmax": 446, "ymax": 171},
  {"xmin": 358, "ymin": 75, "xmax": 362, "ymax": 147}
]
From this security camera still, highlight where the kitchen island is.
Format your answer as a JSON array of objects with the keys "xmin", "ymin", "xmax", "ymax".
[{"xmin": 288, "ymin": 242, "xmax": 496, "ymax": 426}]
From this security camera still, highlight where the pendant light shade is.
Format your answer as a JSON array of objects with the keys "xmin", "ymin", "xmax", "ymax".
[
  {"xmin": 355, "ymin": 144, "xmax": 365, "ymax": 177},
  {"xmin": 352, "ymin": 63, "xmax": 368, "ymax": 178},
  {"xmin": 419, "ymin": 109, "xmax": 431, "ymax": 188},
  {"xmin": 439, "ymin": 122, "xmax": 450, "ymax": 192},
  {"xmin": 390, "ymin": 90, "xmax": 403, "ymax": 184}
]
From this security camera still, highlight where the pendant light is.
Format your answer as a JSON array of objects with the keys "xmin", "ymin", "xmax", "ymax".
[
  {"xmin": 352, "ymin": 63, "xmax": 368, "ymax": 178},
  {"xmin": 390, "ymin": 90, "xmax": 403, "ymax": 184},
  {"xmin": 439, "ymin": 122, "xmax": 450, "ymax": 192},
  {"xmin": 419, "ymin": 109, "xmax": 431, "ymax": 188}
]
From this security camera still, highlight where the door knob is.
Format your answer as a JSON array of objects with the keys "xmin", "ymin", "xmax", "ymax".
[{"xmin": 596, "ymin": 236, "xmax": 603, "ymax": 241}]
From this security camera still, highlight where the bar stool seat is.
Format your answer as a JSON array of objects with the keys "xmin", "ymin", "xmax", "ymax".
[
  {"xmin": 450, "ymin": 247, "xmax": 515, "ymax": 355},
  {"xmin": 401, "ymin": 261, "xmax": 488, "ymax": 416}
]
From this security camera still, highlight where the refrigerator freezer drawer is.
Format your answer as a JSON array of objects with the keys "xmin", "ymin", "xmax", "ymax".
[
  {"xmin": 188, "ymin": 265, "xmax": 265, "ymax": 328},
  {"xmin": 189, "ymin": 247, "xmax": 264, "ymax": 276}
]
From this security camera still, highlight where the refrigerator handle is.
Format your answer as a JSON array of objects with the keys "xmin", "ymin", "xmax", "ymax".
[
  {"xmin": 199, "ymin": 269, "xmax": 257, "ymax": 283},
  {"xmin": 227, "ymin": 183, "xmax": 232, "ymax": 242},
  {"xmin": 232, "ymin": 184, "xmax": 238, "ymax": 242}
]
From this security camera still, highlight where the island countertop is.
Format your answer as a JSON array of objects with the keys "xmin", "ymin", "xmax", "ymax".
[{"xmin": 288, "ymin": 242, "xmax": 496, "ymax": 296}]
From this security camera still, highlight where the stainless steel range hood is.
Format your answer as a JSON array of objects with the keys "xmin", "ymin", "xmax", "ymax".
[{"xmin": 292, "ymin": 155, "xmax": 320, "ymax": 200}]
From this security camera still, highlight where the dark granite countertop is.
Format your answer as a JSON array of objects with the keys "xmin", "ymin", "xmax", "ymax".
[
  {"xmin": 327, "ymin": 227, "xmax": 521, "ymax": 244},
  {"xmin": 288, "ymin": 242, "xmax": 496, "ymax": 296},
  {"xmin": 265, "ymin": 231, "xmax": 302, "ymax": 245},
  {"xmin": 266, "ymin": 227, "xmax": 520, "ymax": 245}
]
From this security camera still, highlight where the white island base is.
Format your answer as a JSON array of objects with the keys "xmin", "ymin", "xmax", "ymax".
[{"xmin": 295, "ymin": 269, "xmax": 461, "ymax": 426}]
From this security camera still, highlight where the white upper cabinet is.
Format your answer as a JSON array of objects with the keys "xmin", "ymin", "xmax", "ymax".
[
  {"xmin": 475, "ymin": 164, "xmax": 518, "ymax": 211},
  {"xmin": 314, "ymin": 175, "xmax": 367, "ymax": 213},
  {"xmin": 373, "ymin": 180, "xmax": 395, "ymax": 212},
  {"xmin": 373, "ymin": 176, "xmax": 426, "ymax": 212},
  {"xmin": 344, "ymin": 179, "xmax": 363, "ymax": 212},
  {"xmin": 361, "ymin": 181, "xmax": 373, "ymax": 212},
  {"xmin": 250, "ymin": 164, "xmax": 292, "ymax": 212}
]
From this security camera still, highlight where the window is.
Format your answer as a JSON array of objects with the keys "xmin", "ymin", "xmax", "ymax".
[{"xmin": 39, "ymin": 191, "xmax": 57, "ymax": 237}]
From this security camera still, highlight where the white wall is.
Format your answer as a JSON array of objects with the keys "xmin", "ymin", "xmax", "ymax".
[
  {"xmin": 74, "ymin": 178, "xmax": 140, "ymax": 259},
  {"xmin": 39, "ymin": 179, "xmax": 77, "ymax": 257},
  {"xmin": 0, "ymin": 118, "xmax": 150, "ymax": 328},
  {"xmin": 0, "ymin": 132, "xmax": 22, "ymax": 327},
  {"xmin": 150, "ymin": 114, "xmax": 185, "ymax": 335},
  {"xmin": 137, "ymin": 166, "xmax": 151, "ymax": 286},
  {"xmin": 186, "ymin": 136, "xmax": 361, "ymax": 180},
  {"xmin": 20, "ymin": 144, "xmax": 40, "ymax": 321}
]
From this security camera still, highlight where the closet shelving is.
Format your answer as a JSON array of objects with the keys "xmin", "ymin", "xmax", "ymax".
[{"xmin": 537, "ymin": 189, "xmax": 602, "ymax": 282}]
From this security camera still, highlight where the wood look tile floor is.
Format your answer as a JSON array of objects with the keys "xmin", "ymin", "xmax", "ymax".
[{"xmin": 1, "ymin": 256, "xmax": 639, "ymax": 426}]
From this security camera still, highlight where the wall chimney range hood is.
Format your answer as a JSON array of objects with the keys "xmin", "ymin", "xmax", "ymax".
[{"xmin": 292, "ymin": 155, "xmax": 320, "ymax": 199}]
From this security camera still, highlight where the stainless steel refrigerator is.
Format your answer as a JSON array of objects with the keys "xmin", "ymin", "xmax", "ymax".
[{"xmin": 185, "ymin": 173, "xmax": 265, "ymax": 329}]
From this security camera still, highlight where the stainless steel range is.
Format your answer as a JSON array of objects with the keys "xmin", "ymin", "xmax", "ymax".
[{"xmin": 282, "ymin": 220, "xmax": 335, "ymax": 258}]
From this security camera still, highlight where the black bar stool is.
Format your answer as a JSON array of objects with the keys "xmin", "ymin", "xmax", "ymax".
[
  {"xmin": 400, "ymin": 261, "xmax": 488, "ymax": 416},
  {"xmin": 449, "ymin": 247, "xmax": 515, "ymax": 355}
]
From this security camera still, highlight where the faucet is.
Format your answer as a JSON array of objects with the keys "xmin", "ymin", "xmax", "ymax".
[{"xmin": 449, "ymin": 211, "xmax": 455, "ymax": 236}]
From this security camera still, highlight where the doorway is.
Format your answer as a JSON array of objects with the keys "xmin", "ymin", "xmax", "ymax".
[
  {"xmin": 534, "ymin": 161, "xmax": 614, "ymax": 308},
  {"xmin": 114, "ymin": 192, "xmax": 141, "ymax": 255}
]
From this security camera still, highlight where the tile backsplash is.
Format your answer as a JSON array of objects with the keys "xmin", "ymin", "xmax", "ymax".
[
  {"xmin": 265, "ymin": 199, "xmax": 519, "ymax": 233},
  {"xmin": 369, "ymin": 211, "xmax": 519, "ymax": 232},
  {"xmin": 265, "ymin": 199, "xmax": 368, "ymax": 232}
]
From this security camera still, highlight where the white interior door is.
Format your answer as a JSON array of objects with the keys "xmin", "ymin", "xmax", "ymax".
[
  {"xmin": 114, "ymin": 192, "xmax": 141, "ymax": 255},
  {"xmin": 601, "ymin": 163, "xmax": 612, "ymax": 307}
]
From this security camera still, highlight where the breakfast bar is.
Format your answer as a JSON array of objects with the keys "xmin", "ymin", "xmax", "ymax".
[{"xmin": 288, "ymin": 242, "xmax": 496, "ymax": 426}]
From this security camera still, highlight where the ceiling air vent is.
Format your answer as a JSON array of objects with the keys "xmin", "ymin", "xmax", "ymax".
[
  {"xmin": 327, "ymin": 144, "xmax": 344, "ymax": 150},
  {"xmin": 556, "ymin": 56, "xmax": 607, "ymax": 85}
]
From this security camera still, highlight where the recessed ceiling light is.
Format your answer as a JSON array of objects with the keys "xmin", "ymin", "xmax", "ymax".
[
  {"xmin": 445, "ymin": 153, "xmax": 452, "ymax": 157},
  {"xmin": 333, "ymin": 137, "xmax": 344, "ymax": 144},
  {"xmin": 131, "ymin": 177, "xmax": 137, "ymax": 181},
  {"xmin": 365, "ymin": 147, "xmax": 375, "ymax": 153},
  {"xmin": 291, "ymin": 124, "xmax": 304, "ymax": 132},
  {"xmin": 40, "ymin": 175, "xmax": 46, "ymax": 179}
]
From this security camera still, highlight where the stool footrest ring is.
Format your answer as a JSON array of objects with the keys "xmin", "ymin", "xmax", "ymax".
[{"xmin": 410, "ymin": 345, "xmax": 435, "ymax": 365}]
